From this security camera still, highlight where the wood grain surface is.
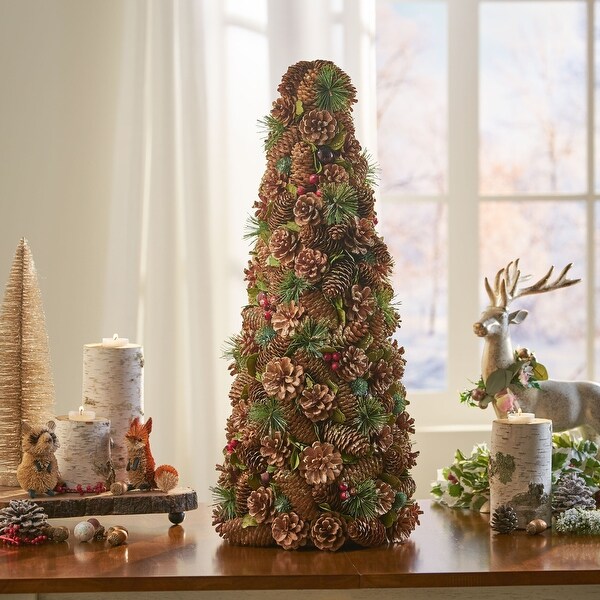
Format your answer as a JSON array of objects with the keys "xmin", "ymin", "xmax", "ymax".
[{"xmin": 0, "ymin": 500, "xmax": 598, "ymax": 594}]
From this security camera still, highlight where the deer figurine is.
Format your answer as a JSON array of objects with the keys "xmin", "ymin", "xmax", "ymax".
[{"xmin": 474, "ymin": 259, "xmax": 600, "ymax": 436}]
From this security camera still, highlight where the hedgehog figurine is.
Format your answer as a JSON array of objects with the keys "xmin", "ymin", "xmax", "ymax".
[{"xmin": 16, "ymin": 421, "xmax": 61, "ymax": 497}]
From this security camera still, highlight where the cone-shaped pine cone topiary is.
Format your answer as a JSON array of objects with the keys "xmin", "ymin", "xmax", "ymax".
[
  {"xmin": 553, "ymin": 473, "xmax": 597, "ymax": 513},
  {"xmin": 491, "ymin": 504, "xmax": 519, "ymax": 534},
  {"xmin": 213, "ymin": 60, "xmax": 418, "ymax": 550},
  {"xmin": 0, "ymin": 499, "xmax": 48, "ymax": 539}
]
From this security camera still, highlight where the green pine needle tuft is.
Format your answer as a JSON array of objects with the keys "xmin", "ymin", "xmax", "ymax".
[
  {"xmin": 341, "ymin": 479, "xmax": 378, "ymax": 519},
  {"xmin": 274, "ymin": 492, "xmax": 293, "ymax": 514},
  {"xmin": 352, "ymin": 395, "xmax": 388, "ymax": 436},
  {"xmin": 315, "ymin": 64, "xmax": 352, "ymax": 113},
  {"xmin": 278, "ymin": 271, "xmax": 312, "ymax": 303},
  {"xmin": 210, "ymin": 485, "xmax": 237, "ymax": 521},
  {"xmin": 392, "ymin": 393, "xmax": 406, "ymax": 415},
  {"xmin": 392, "ymin": 491, "xmax": 408, "ymax": 511},
  {"xmin": 255, "ymin": 325, "xmax": 277, "ymax": 348},
  {"xmin": 258, "ymin": 115, "xmax": 286, "ymax": 151},
  {"xmin": 287, "ymin": 319, "xmax": 330, "ymax": 358},
  {"xmin": 244, "ymin": 216, "xmax": 270, "ymax": 243},
  {"xmin": 351, "ymin": 378, "xmax": 369, "ymax": 397},
  {"xmin": 248, "ymin": 398, "xmax": 287, "ymax": 435},
  {"xmin": 375, "ymin": 288, "xmax": 401, "ymax": 328},
  {"xmin": 322, "ymin": 183, "xmax": 358, "ymax": 225},
  {"xmin": 362, "ymin": 150, "xmax": 380, "ymax": 187},
  {"xmin": 221, "ymin": 335, "xmax": 247, "ymax": 371},
  {"xmin": 276, "ymin": 155, "xmax": 292, "ymax": 175}
]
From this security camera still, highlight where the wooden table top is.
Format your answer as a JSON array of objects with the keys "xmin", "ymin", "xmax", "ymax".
[{"xmin": 1, "ymin": 500, "xmax": 599, "ymax": 594}]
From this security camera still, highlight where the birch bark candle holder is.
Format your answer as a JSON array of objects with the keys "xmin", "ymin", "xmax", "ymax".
[
  {"xmin": 54, "ymin": 415, "xmax": 111, "ymax": 488},
  {"xmin": 489, "ymin": 417, "xmax": 552, "ymax": 529},
  {"xmin": 81, "ymin": 337, "xmax": 144, "ymax": 482}
]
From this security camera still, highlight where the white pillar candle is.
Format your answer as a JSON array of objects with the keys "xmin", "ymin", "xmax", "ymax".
[
  {"xmin": 68, "ymin": 406, "xmax": 96, "ymax": 421},
  {"xmin": 81, "ymin": 338, "xmax": 144, "ymax": 482},
  {"xmin": 54, "ymin": 415, "xmax": 112, "ymax": 488},
  {"xmin": 489, "ymin": 417, "xmax": 552, "ymax": 529}
]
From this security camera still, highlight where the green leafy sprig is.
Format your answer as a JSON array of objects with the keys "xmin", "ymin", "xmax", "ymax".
[
  {"xmin": 322, "ymin": 183, "xmax": 358, "ymax": 225},
  {"xmin": 287, "ymin": 318, "xmax": 329, "ymax": 358},
  {"xmin": 248, "ymin": 398, "xmax": 287, "ymax": 435},
  {"xmin": 278, "ymin": 271, "xmax": 312, "ymax": 303},
  {"xmin": 341, "ymin": 479, "xmax": 378, "ymax": 519},
  {"xmin": 315, "ymin": 64, "xmax": 353, "ymax": 113}
]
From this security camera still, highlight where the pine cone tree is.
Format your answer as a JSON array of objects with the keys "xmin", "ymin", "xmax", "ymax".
[
  {"xmin": 299, "ymin": 441, "xmax": 343, "ymax": 485},
  {"xmin": 262, "ymin": 357, "xmax": 304, "ymax": 402},
  {"xmin": 311, "ymin": 512, "xmax": 347, "ymax": 551},
  {"xmin": 553, "ymin": 473, "xmax": 596, "ymax": 513},
  {"xmin": 294, "ymin": 248, "xmax": 328, "ymax": 283},
  {"xmin": 491, "ymin": 504, "xmax": 519, "ymax": 534},
  {"xmin": 294, "ymin": 193, "xmax": 324, "ymax": 227},
  {"xmin": 299, "ymin": 384, "xmax": 337, "ymax": 422},
  {"xmin": 347, "ymin": 517, "xmax": 386, "ymax": 547},
  {"xmin": 0, "ymin": 499, "xmax": 48, "ymax": 539},
  {"xmin": 338, "ymin": 346, "xmax": 370, "ymax": 381},
  {"xmin": 260, "ymin": 431, "xmax": 291, "ymax": 468},
  {"xmin": 271, "ymin": 512, "xmax": 310, "ymax": 550}
]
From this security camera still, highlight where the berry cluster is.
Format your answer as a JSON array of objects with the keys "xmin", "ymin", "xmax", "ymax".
[
  {"xmin": 257, "ymin": 291, "xmax": 277, "ymax": 322},
  {"xmin": 54, "ymin": 482, "xmax": 107, "ymax": 495},
  {"xmin": 225, "ymin": 439, "xmax": 239, "ymax": 454},
  {"xmin": 0, "ymin": 524, "xmax": 47, "ymax": 546},
  {"xmin": 323, "ymin": 351, "xmax": 342, "ymax": 371},
  {"xmin": 338, "ymin": 481, "xmax": 356, "ymax": 502},
  {"xmin": 296, "ymin": 173, "xmax": 322, "ymax": 198}
]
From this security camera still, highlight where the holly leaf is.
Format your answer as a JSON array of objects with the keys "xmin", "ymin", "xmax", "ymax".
[
  {"xmin": 267, "ymin": 255, "xmax": 281, "ymax": 267},
  {"xmin": 295, "ymin": 99, "xmax": 304, "ymax": 117},
  {"xmin": 246, "ymin": 353, "xmax": 258, "ymax": 377},
  {"xmin": 329, "ymin": 127, "xmax": 347, "ymax": 151},
  {"xmin": 448, "ymin": 483, "xmax": 463, "ymax": 497},
  {"xmin": 319, "ymin": 503, "xmax": 332, "ymax": 512},
  {"xmin": 332, "ymin": 408, "xmax": 346, "ymax": 423},
  {"xmin": 286, "ymin": 221, "xmax": 301, "ymax": 232},
  {"xmin": 381, "ymin": 510, "xmax": 398, "ymax": 528},
  {"xmin": 242, "ymin": 514, "xmax": 259, "ymax": 528},
  {"xmin": 485, "ymin": 369, "xmax": 512, "ymax": 396},
  {"xmin": 286, "ymin": 183, "xmax": 298, "ymax": 196},
  {"xmin": 290, "ymin": 450, "xmax": 300, "ymax": 471},
  {"xmin": 533, "ymin": 362, "xmax": 549, "ymax": 381},
  {"xmin": 248, "ymin": 474, "xmax": 261, "ymax": 490}
]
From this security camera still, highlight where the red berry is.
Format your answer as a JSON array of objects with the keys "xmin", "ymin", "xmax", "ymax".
[
  {"xmin": 315, "ymin": 190, "xmax": 322, "ymax": 197},
  {"xmin": 338, "ymin": 482, "xmax": 348, "ymax": 492},
  {"xmin": 332, "ymin": 352, "xmax": 341, "ymax": 362},
  {"xmin": 309, "ymin": 174, "xmax": 319, "ymax": 185},
  {"xmin": 230, "ymin": 439, "xmax": 239, "ymax": 448},
  {"xmin": 297, "ymin": 186, "xmax": 306, "ymax": 196},
  {"xmin": 323, "ymin": 353, "xmax": 332, "ymax": 362},
  {"xmin": 340, "ymin": 491, "xmax": 350, "ymax": 501},
  {"xmin": 264, "ymin": 310, "xmax": 273, "ymax": 321},
  {"xmin": 331, "ymin": 361, "xmax": 340, "ymax": 371},
  {"xmin": 258, "ymin": 296, "xmax": 268, "ymax": 308},
  {"xmin": 373, "ymin": 216, "xmax": 378, "ymax": 225}
]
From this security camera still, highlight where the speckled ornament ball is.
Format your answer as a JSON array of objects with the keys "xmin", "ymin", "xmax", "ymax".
[{"xmin": 74, "ymin": 521, "xmax": 95, "ymax": 542}]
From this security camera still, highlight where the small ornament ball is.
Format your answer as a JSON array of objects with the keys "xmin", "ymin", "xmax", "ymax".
[
  {"xmin": 317, "ymin": 145, "xmax": 334, "ymax": 164},
  {"xmin": 74, "ymin": 521, "xmax": 95, "ymax": 542}
]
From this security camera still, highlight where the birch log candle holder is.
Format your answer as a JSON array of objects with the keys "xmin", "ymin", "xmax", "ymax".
[
  {"xmin": 489, "ymin": 416, "xmax": 552, "ymax": 529},
  {"xmin": 54, "ymin": 415, "xmax": 112, "ymax": 488},
  {"xmin": 81, "ymin": 335, "xmax": 144, "ymax": 482}
]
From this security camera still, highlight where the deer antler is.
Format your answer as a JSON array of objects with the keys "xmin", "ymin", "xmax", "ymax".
[{"xmin": 484, "ymin": 260, "xmax": 580, "ymax": 308}]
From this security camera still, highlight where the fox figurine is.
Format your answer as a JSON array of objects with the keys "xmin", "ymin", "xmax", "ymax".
[
  {"xmin": 16, "ymin": 421, "xmax": 61, "ymax": 497},
  {"xmin": 123, "ymin": 417, "xmax": 179, "ymax": 492}
]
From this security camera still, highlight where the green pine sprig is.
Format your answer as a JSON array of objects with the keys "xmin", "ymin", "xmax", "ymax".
[
  {"xmin": 322, "ymin": 183, "xmax": 358, "ymax": 225},
  {"xmin": 248, "ymin": 397, "xmax": 287, "ymax": 435},
  {"xmin": 341, "ymin": 479, "xmax": 378, "ymax": 519},
  {"xmin": 274, "ymin": 492, "xmax": 292, "ymax": 514},
  {"xmin": 287, "ymin": 318, "xmax": 329, "ymax": 358},
  {"xmin": 352, "ymin": 395, "xmax": 388, "ymax": 436},
  {"xmin": 375, "ymin": 288, "xmax": 401, "ymax": 328},
  {"xmin": 258, "ymin": 115, "xmax": 286, "ymax": 151},
  {"xmin": 244, "ymin": 216, "xmax": 270, "ymax": 243},
  {"xmin": 351, "ymin": 378, "xmax": 369, "ymax": 397},
  {"xmin": 221, "ymin": 335, "xmax": 247, "ymax": 371},
  {"xmin": 255, "ymin": 325, "xmax": 277, "ymax": 348},
  {"xmin": 278, "ymin": 271, "xmax": 312, "ymax": 303},
  {"xmin": 210, "ymin": 485, "xmax": 237, "ymax": 521},
  {"xmin": 276, "ymin": 155, "xmax": 292, "ymax": 175},
  {"xmin": 315, "ymin": 64, "xmax": 352, "ymax": 113},
  {"xmin": 392, "ymin": 393, "xmax": 406, "ymax": 415},
  {"xmin": 362, "ymin": 150, "xmax": 380, "ymax": 187}
]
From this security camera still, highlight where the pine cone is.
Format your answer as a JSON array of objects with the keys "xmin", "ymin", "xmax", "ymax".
[
  {"xmin": 356, "ymin": 261, "xmax": 381, "ymax": 289},
  {"xmin": 334, "ymin": 110, "xmax": 356, "ymax": 136},
  {"xmin": 271, "ymin": 96, "xmax": 296, "ymax": 126},
  {"xmin": 395, "ymin": 411, "xmax": 415, "ymax": 434},
  {"xmin": 248, "ymin": 380, "xmax": 268, "ymax": 405},
  {"xmin": 350, "ymin": 154, "xmax": 369, "ymax": 187},
  {"xmin": 312, "ymin": 482, "xmax": 343, "ymax": 512},
  {"xmin": 294, "ymin": 248, "xmax": 328, "ymax": 283},
  {"xmin": 347, "ymin": 517, "xmax": 387, "ymax": 547},
  {"xmin": 269, "ymin": 227, "xmax": 298, "ymax": 266},
  {"xmin": 216, "ymin": 518, "xmax": 275, "ymax": 547},
  {"xmin": 297, "ymin": 69, "xmax": 319, "ymax": 109},
  {"xmin": 0, "ymin": 499, "xmax": 48, "ymax": 538},
  {"xmin": 242, "ymin": 305, "xmax": 267, "ymax": 335},
  {"xmin": 328, "ymin": 224, "xmax": 348, "ymax": 241},
  {"xmin": 346, "ymin": 284, "xmax": 375, "ymax": 322},
  {"xmin": 338, "ymin": 346, "xmax": 370, "ymax": 381},
  {"xmin": 299, "ymin": 441, "xmax": 343, "ymax": 485},
  {"xmin": 268, "ymin": 192, "xmax": 297, "ymax": 231},
  {"xmin": 311, "ymin": 512, "xmax": 347, "ymax": 551},
  {"xmin": 342, "ymin": 134, "xmax": 362, "ymax": 163},
  {"xmin": 322, "ymin": 258, "xmax": 354, "ymax": 298},
  {"xmin": 271, "ymin": 301, "xmax": 305, "ymax": 338},
  {"xmin": 262, "ymin": 357, "xmax": 304, "ymax": 402},
  {"xmin": 342, "ymin": 320, "xmax": 369, "ymax": 344},
  {"xmin": 226, "ymin": 399, "xmax": 250, "ymax": 437},
  {"xmin": 294, "ymin": 192, "xmax": 324, "ymax": 226},
  {"xmin": 336, "ymin": 381, "xmax": 359, "ymax": 420},
  {"xmin": 256, "ymin": 335, "xmax": 292, "ymax": 373},
  {"xmin": 387, "ymin": 503, "xmax": 421, "ymax": 543},
  {"xmin": 267, "ymin": 129, "xmax": 300, "ymax": 167},
  {"xmin": 369, "ymin": 311, "xmax": 387, "ymax": 345},
  {"xmin": 344, "ymin": 217, "xmax": 375, "ymax": 255},
  {"xmin": 374, "ymin": 425, "xmax": 394, "ymax": 452},
  {"xmin": 272, "ymin": 470, "xmax": 320, "ymax": 521},
  {"xmin": 271, "ymin": 512, "xmax": 310, "ymax": 550},
  {"xmin": 321, "ymin": 422, "xmax": 370, "ymax": 457},
  {"xmin": 553, "ymin": 473, "xmax": 596, "ymax": 513},
  {"xmin": 260, "ymin": 169, "xmax": 288, "ymax": 200},
  {"xmin": 290, "ymin": 142, "xmax": 315, "ymax": 187},
  {"xmin": 356, "ymin": 187, "xmax": 375, "ymax": 218},
  {"xmin": 396, "ymin": 475, "xmax": 416, "ymax": 498},
  {"xmin": 300, "ymin": 290, "xmax": 339, "ymax": 327},
  {"xmin": 238, "ymin": 441, "xmax": 268, "ymax": 474},
  {"xmin": 234, "ymin": 473, "xmax": 253, "ymax": 516},
  {"xmin": 491, "ymin": 504, "xmax": 519, "ymax": 534},
  {"xmin": 342, "ymin": 455, "xmax": 384, "ymax": 485},
  {"xmin": 260, "ymin": 431, "xmax": 291, "ymax": 468},
  {"xmin": 375, "ymin": 480, "xmax": 395, "ymax": 515},
  {"xmin": 282, "ymin": 404, "xmax": 318, "ymax": 444},
  {"xmin": 228, "ymin": 372, "xmax": 254, "ymax": 404},
  {"xmin": 371, "ymin": 359, "xmax": 395, "ymax": 396},
  {"xmin": 278, "ymin": 60, "xmax": 312, "ymax": 97},
  {"xmin": 299, "ymin": 384, "xmax": 337, "ymax": 422},
  {"xmin": 321, "ymin": 163, "xmax": 350, "ymax": 184},
  {"xmin": 247, "ymin": 486, "xmax": 275, "ymax": 524}
]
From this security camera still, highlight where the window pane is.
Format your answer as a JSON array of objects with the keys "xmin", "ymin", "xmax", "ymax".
[
  {"xmin": 480, "ymin": 2, "xmax": 586, "ymax": 195},
  {"xmin": 379, "ymin": 201, "xmax": 448, "ymax": 390},
  {"xmin": 479, "ymin": 201, "xmax": 586, "ymax": 380},
  {"xmin": 376, "ymin": 1, "xmax": 447, "ymax": 194}
]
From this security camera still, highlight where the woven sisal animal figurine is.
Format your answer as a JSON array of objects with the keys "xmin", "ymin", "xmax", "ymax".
[
  {"xmin": 16, "ymin": 421, "xmax": 61, "ymax": 497},
  {"xmin": 118, "ymin": 417, "xmax": 179, "ymax": 493}
]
